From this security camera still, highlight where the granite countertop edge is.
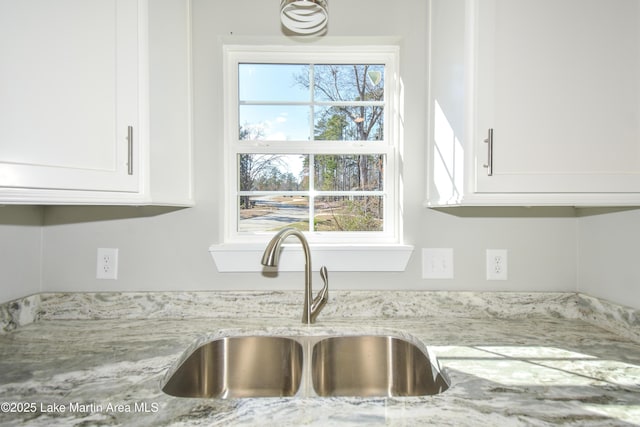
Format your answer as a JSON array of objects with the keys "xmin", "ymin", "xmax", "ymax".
[{"xmin": 1, "ymin": 290, "xmax": 638, "ymax": 343}]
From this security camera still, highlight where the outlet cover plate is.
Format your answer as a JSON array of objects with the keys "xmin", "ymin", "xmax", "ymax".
[
  {"xmin": 422, "ymin": 248, "xmax": 454, "ymax": 279},
  {"xmin": 486, "ymin": 249, "xmax": 507, "ymax": 280},
  {"xmin": 97, "ymin": 248, "xmax": 119, "ymax": 280}
]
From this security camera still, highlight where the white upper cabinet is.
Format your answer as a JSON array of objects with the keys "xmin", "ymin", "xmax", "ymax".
[
  {"xmin": 0, "ymin": 0, "xmax": 193, "ymax": 205},
  {"xmin": 427, "ymin": 0, "xmax": 640, "ymax": 206}
]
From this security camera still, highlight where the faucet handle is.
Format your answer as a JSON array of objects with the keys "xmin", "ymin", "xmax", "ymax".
[
  {"xmin": 310, "ymin": 266, "xmax": 329, "ymax": 322},
  {"xmin": 320, "ymin": 266, "xmax": 329, "ymax": 288}
]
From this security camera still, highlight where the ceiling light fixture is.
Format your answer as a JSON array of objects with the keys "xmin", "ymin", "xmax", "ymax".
[{"xmin": 280, "ymin": 0, "xmax": 328, "ymax": 36}]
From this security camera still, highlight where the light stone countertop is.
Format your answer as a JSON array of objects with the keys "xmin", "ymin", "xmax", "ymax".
[{"xmin": 0, "ymin": 291, "xmax": 639, "ymax": 426}]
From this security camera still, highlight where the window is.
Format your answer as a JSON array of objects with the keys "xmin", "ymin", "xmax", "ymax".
[{"xmin": 223, "ymin": 45, "xmax": 401, "ymax": 245}]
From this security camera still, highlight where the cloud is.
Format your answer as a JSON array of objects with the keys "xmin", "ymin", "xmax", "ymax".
[
  {"xmin": 265, "ymin": 132, "xmax": 287, "ymax": 141},
  {"xmin": 275, "ymin": 113, "xmax": 288, "ymax": 124}
]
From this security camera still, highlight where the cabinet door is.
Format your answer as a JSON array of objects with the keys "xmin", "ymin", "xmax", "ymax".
[
  {"xmin": 475, "ymin": 0, "xmax": 640, "ymax": 193},
  {"xmin": 0, "ymin": 0, "xmax": 139, "ymax": 193}
]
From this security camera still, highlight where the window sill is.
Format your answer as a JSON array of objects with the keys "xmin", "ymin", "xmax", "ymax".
[{"xmin": 209, "ymin": 243, "xmax": 414, "ymax": 272}]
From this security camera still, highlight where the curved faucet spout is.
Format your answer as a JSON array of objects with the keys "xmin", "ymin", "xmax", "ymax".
[{"xmin": 261, "ymin": 228, "xmax": 329, "ymax": 324}]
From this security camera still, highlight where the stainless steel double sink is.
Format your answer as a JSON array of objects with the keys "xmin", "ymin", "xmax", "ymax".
[{"xmin": 162, "ymin": 332, "xmax": 450, "ymax": 399}]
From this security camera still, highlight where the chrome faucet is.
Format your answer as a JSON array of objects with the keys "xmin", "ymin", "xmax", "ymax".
[{"xmin": 261, "ymin": 228, "xmax": 329, "ymax": 324}]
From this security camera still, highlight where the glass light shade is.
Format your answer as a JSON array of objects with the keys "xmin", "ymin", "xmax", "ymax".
[{"xmin": 280, "ymin": 0, "xmax": 328, "ymax": 35}]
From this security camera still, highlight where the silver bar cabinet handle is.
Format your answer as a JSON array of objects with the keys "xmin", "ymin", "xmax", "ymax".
[
  {"xmin": 483, "ymin": 128, "xmax": 493, "ymax": 176},
  {"xmin": 127, "ymin": 126, "xmax": 134, "ymax": 175}
]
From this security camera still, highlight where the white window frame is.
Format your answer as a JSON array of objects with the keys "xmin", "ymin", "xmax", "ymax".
[
  {"xmin": 210, "ymin": 42, "xmax": 413, "ymax": 272},
  {"xmin": 223, "ymin": 44, "xmax": 401, "ymax": 244}
]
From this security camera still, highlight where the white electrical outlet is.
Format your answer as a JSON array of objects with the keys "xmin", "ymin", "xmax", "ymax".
[
  {"xmin": 422, "ymin": 248, "xmax": 454, "ymax": 279},
  {"xmin": 486, "ymin": 249, "xmax": 507, "ymax": 280},
  {"xmin": 97, "ymin": 248, "xmax": 119, "ymax": 280}
]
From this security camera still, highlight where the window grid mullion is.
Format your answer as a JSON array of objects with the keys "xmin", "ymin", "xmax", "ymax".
[
  {"xmin": 308, "ymin": 153, "xmax": 315, "ymax": 233},
  {"xmin": 308, "ymin": 64, "xmax": 315, "ymax": 233},
  {"xmin": 237, "ymin": 190, "xmax": 384, "ymax": 196},
  {"xmin": 309, "ymin": 62, "xmax": 316, "ymax": 144},
  {"xmin": 239, "ymin": 100, "xmax": 385, "ymax": 107}
]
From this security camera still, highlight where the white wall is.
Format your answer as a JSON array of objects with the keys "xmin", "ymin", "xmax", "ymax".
[
  {"xmin": 33, "ymin": 0, "xmax": 579, "ymax": 296},
  {"xmin": 0, "ymin": 0, "xmax": 583, "ymax": 306},
  {"xmin": 0, "ymin": 206, "xmax": 43, "ymax": 302},
  {"xmin": 578, "ymin": 208, "xmax": 640, "ymax": 309}
]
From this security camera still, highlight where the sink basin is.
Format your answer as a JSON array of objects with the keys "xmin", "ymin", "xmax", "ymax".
[
  {"xmin": 162, "ymin": 336, "xmax": 303, "ymax": 398},
  {"xmin": 312, "ymin": 336, "xmax": 449, "ymax": 397},
  {"xmin": 162, "ymin": 332, "xmax": 449, "ymax": 399}
]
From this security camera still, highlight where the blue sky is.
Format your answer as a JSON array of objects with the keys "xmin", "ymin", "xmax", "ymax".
[{"xmin": 239, "ymin": 63, "xmax": 312, "ymax": 142}]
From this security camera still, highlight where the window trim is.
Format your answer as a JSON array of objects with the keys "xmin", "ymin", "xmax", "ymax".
[
  {"xmin": 209, "ymin": 242, "xmax": 414, "ymax": 273},
  {"xmin": 211, "ymin": 42, "xmax": 412, "ymax": 273},
  {"xmin": 222, "ymin": 43, "xmax": 402, "ymax": 246}
]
